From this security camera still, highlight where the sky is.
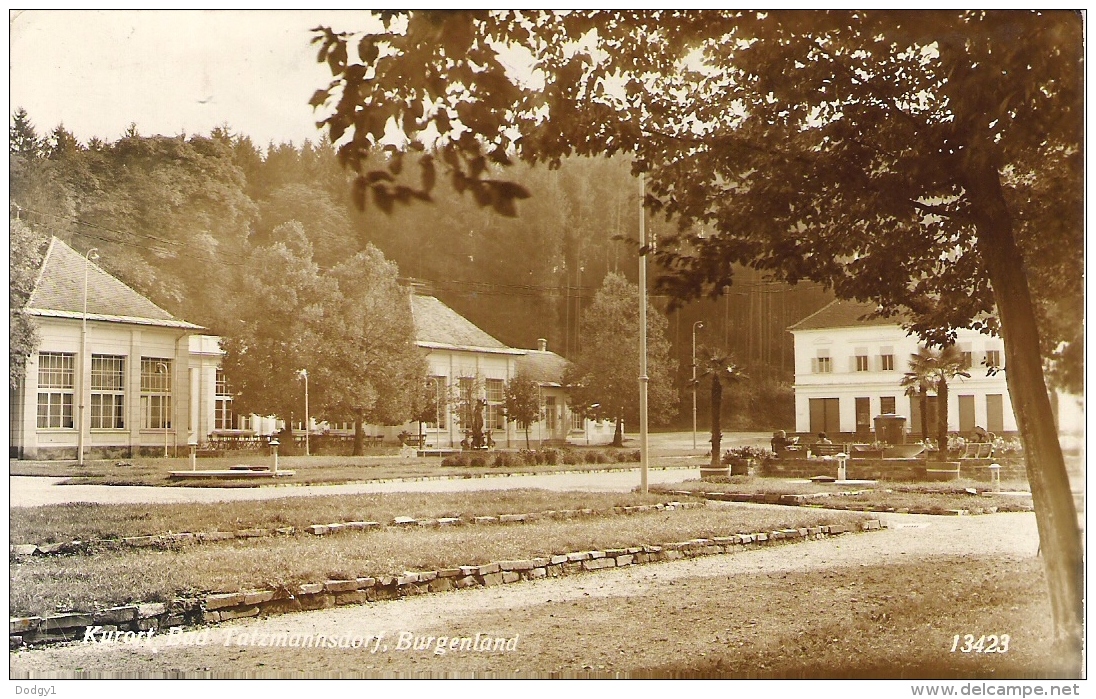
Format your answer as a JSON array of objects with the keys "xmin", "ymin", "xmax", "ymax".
[{"xmin": 9, "ymin": 10, "xmax": 385, "ymax": 147}]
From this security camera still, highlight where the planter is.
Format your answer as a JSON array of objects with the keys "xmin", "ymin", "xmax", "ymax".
[
  {"xmin": 728, "ymin": 458, "xmax": 751, "ymax": 477},
  {"xmin": 883, "ymin": 444, "xmax": 925, "ymax": 459},
  {"xmin": 700, "ymin": 466, "xmax": 731, "ymax": 480}
]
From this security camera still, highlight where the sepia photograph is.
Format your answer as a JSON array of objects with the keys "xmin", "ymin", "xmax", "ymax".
[{"xmin": 7, "ymin": 9, "xmax": 1086, "ymax": 690}]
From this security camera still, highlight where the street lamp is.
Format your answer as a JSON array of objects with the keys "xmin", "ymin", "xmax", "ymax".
[
  {"xmin": 298, "ymin": 369, "xmax": 309, "ymax": 456},
  {"xmin": 157, "ymin": 362, "xmax": 169, "ymax": 458},
  {"xmin": 692, "ymin": 321, "xmax": 705, "ymax": 451},
  {"xmin": 77, "ymin": 248, "xmax": 99, "ymax": 466}
]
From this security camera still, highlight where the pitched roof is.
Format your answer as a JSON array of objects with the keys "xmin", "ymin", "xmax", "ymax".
[
  {"xmin": 411, "ymin": 294, "xmax": 522, "ymax": 354},
  {"xmin": 788, "ymin": 299, "xmax": 905, "ymax": 331},
  {"xmin": 516, "ymin": 349, "xmax": 570, "ymax": 387},
  {"xmin": 24, "ymin": 237, "xmax": 202, "ymax": 330}
]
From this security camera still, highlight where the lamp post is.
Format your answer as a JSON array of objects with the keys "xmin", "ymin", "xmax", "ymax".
[
  {"xmin": 692, "ymin": 320, "xmax": 705, "ymax": 451},
  {"xmin": 298, "ymin": 369, "xmax": 309, "ymax": 456},
  {"xmin": 157, "ymin": 362, "xmax": 169, "ymax": 458},
  {"xmin": 77, "ymin": 248, "xmax": 99, "ymax": 466}
]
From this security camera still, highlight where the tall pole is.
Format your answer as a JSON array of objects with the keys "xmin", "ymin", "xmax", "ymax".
[
  {"xmin": 692, "ymin": 321, "xmax": 704, "ymax": 451},
  {"xmin": 78, "ymin": 248, "xmax": 98, "ymax": 466},
  {"xmin": 299, "ymin": 369, "xmax": 310, "ymax": 456},
  {"xmin": 638, "ymin": 172, "xmax": 649, "ymax": 494}
]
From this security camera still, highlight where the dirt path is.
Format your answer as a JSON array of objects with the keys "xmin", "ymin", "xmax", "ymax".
[
  {"xmin": 10, "ymin": 510, "xmax": 1043, "ymax": 677},
  {"xmin": 9, "ymin": 467, "xmax": 697, "ymax": 507}
]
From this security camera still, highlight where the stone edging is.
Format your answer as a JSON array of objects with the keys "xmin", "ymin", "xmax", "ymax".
[
  {"xmin": 9, "ymin": 518, "xmax": 884, "ymax": 648},
  {"xmin": 659, "ymin": 488, "xmax": 1033, "ymax": 515},
  {"xmin": 10, "ymin": 502, "xmax": 703, "ymax": 557}
]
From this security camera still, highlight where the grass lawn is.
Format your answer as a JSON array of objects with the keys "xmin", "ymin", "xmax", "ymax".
[
  {"xmin": 10, "ymin": 452, "xmax": 705, "ymax": 487},
  {"xmin": 10, "ymin": 489, "xmax": 694, "ymax": 545},
  {"xmin": 9, "ymin": 507, "xmax": 870, "ymax": 617}
]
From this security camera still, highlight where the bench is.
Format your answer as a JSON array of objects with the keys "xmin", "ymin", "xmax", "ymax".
[{"xmin": 809, "ymin": 443, "xmax": 845, "ymax": 458}]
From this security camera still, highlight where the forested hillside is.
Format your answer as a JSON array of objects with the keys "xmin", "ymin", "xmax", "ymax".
[{"xmin": 10, "ymin": 109, "xmax": 829, "ymax": 429}]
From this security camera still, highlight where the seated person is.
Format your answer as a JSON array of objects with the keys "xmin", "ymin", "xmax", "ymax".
[
  {"xmin": 971, "ymin": 426, "xmax": 991, "ymax": 443},
  {"xmin": 816, "ymin": 432, "xmax": 833, "ymax": 445},
  {"xmin": 770, "ymin": 430, "xmax": 792, "ymax": 454}
]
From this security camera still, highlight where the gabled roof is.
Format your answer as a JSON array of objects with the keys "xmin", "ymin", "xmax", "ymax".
[
  {"xmin": 411, "ymin": 294, "xmax": 523, "ymax": 355},
  {"xmin": 516, "ymin": 349, "xmax": 570, "ymax": 387},
  {"xmin": 788, "ymin": 299, "xmax": 905, "ymax": 332},
  {"xmin": 24, "ymin": 237, "xmax": 202, "ymax": 330}
]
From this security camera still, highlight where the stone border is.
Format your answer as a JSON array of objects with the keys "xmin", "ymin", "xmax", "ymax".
[
  {"xmin": 658, "ymin": 488, "xmax": 1033, "ymax": 516},
  {"xmin": 10, "ymin": 502, "xmax": 703, "ymax": 557},
  {"xmin": 9, "ymin": 518, "xmax": 884, "ymax": 648}
]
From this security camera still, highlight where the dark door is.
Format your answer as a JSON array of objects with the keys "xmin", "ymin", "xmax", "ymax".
[
  {"xmin": 958, "ymin": 395, "xmax": 976, "ymax": 433},
  {"xmin": 855, "ymin": 397, "xmax": 871, "ymax": 434},
  {"xmin": 986, "ymin": 394, "xmax": 1004, "ymax": 433},
  {"xmin": 810, "ymin": 398, "xmax": 841, "ymax": 435}
]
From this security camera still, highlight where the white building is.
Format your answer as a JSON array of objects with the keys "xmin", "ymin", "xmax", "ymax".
[
  {"xmin": 788, "ymin": 300, "xmax": 1019, "ymax": 438},
  {"xmin": 11, "ymin": 238, "xmax": 206, "ymax": 459}
]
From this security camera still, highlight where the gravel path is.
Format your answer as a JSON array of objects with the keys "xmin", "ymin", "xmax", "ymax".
[
  {"xmin": 9, "ymin": 509, "xmax": 1041, "ymax": 676},
  {"xmin": 9, "ymin": 468, "xmax": 698, "ymax": 507}
]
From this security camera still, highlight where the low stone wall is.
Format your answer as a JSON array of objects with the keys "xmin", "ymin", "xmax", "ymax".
[
  {"xmin": 659, "ymin": 488, "xmax": 1029, "ymax": 516},
  {"xmin": 9, "ymin": 518, "xmax": 883, "ymax": 648},
  {"xmin": 759, "ymin": 457, "xmax": 1028, "ymax": 482}
]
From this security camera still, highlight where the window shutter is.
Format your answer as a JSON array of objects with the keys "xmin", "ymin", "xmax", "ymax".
[{"xmin": 811, "ymin": 358, "xmax": 819, "ymax": 373}]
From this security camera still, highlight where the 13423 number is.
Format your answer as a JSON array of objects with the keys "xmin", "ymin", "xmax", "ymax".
[{"xmin": 950, "ymin": 634, "xmax": 1010, "ymax": 653}]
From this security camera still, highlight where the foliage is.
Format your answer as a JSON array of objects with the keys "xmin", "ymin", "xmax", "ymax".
[
  {"xmin": 721, "ymin": 446, "xmax": 775, "ymax": 464},
  {"xmin": 696, "ymin": 348, "xmax": 747, "ymax": 468},
  {"xmin": 564, "ymin": 272, "xmax": 679, "ymax": 445},
  {"xmin": 8, "ymin": 218, "xmax": 50, "ymax": 388},
  {"xmin": 311, "ymin": 12, "xmax": 1083, "ymax": 646},
  {"xmin": 503, "ymin": 372, "xmax": 542, "ymax": 449}
]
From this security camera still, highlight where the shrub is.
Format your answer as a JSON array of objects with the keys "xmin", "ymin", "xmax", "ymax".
[
  {"xmin": 441, "ymin": 453, "xmax": 471, "ymax": 468},
  {"xmin": 542, "ymin": 448, "xmax": 561, "ymax": 465},
  {"xmin": 583, "ymin": 450, "xmax": 599, "ymax": 464},
  {"xmin": 562, "ymin": 449, "xmax": 580, "ymax": 465},
  {"xmin": 594, "ymin": 451, "xmax": 610, "ymax": 464},
  {"xmin": 470, "ymin": 454, "xmax": 488, "ymax": 468}
]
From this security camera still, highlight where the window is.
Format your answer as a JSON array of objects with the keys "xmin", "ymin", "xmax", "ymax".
[
  {"xmin": 458, "ymin": 377, "xmax": 475, "ymax": 428},
  {"xmin": 215, "ymin": 370, "xmax": 234, "ymax": 430},
  {"xmin": 570, "ymin": 406, "xmax": 585, "ymax": 431},
  {"xmin": 485, "ymin": 378, "xmax": 505, "ymax": 430},
  {"xmin": 880, "ymin": 396, "xmax": 896, "ymax": 414},
  {"xmin": 427, "ymin": 377, "xmax": 447, "ymax": 429},
  {"xmin": 960, "ymin": 351, "xmax": 973, "ymax": 370},
  {"xmin": 985, "ymin": 350, "xmax": 1001, "ymax": 368},
  {"xmin": 91, "ymin": 355, "xmax": 126, "ymax": 429},
  {"xmin": 37, "ymin": 352, "xmax": 74, "ymax": 428},
  {"xmin": 141, "ymin": 358, "xmax": 171, "ymax": 429},
  {"xmin": 880, "ymin": 354, "xmax": 895, "ymax": 371},
  {"xmin": 812, "ymin": 354, "xmax": 832, "ymax": 373},
  {"xmin": 855, "ymin": 355, "xmax": 869, "ymax": 372}
]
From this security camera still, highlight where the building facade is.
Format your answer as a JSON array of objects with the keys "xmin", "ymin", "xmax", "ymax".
[
  {"xmin": 11, "ymin": 238, "xmax": 204, "ymax": 459},
  {"xmin": 789, "ymin": 300, "xmax": 1019, "ymax": 438}
]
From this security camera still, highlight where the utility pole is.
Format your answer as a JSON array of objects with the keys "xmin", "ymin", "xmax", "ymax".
[
  {"xmin": 78, "ymin": 248, "xmax": 98, "ymax": 466},
  {"xmin": 298, "ymin": 369, "xmax": 309, "ymax": 456},
  {"xmin": 638, "ymin": 172, "xmax": 649, "ymax": 494},
  {"xmin": 692, "ymin": 321, "xmax": 705, "ymax": 451}
]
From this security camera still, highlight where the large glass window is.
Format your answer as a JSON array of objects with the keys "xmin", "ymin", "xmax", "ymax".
[
  {"xmin": 425, "ymin": 377, "xmax": 447, "ymax": 429},
  {"xmin": 485, "ymin": 378, "xmax": 505, "ymax": 430},
  {"xmin": 214, "ymin": 369, "xmax": 234, "ymax": 430},
  {"xmin": 91, "ymin": 355, "xmax": 126, "ymax": 429},
  {"xmin": 855, "ymin": 355, "xmax": 869, "ymax": 372},
  {"xmin": 458, "ymin": 377, "xmax": 475, "ymax": 428},
  {"xmin": 985, "ymin": 350, "xmax": 1001, "ymax": 368},
  {"xmin": 141, "ymin": 358, "xmax": 171, "ymax": 429},
  {"xmin": 37, "ymin": 352, "xmax": 74, "ymax": 429}
]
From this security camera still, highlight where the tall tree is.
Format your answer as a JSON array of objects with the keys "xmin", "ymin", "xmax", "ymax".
[
  {"xmin": 9, "ymin": 218, "xmax": 49, "ymax": 387},
  {"xmin": 564, "ymin": 272, "xmax": 678, "ymax": 446},
  {"xmin": 696, "ymin": 349, "xmax": 747, "ymax": 469},
  {"xmin": 900, "ymin": 350, "xmax": 935, "ymax": 443},
  {"xmin": 503, "ymin": 373, "xmax": 542, "ymax": 449},
  {"xmin": 312, "ymin": 11, "xmax": 1083, "ymax": 652},
  {"xmin": 312, "ymin": 245, "xmax": 427, "ymax": 454}
]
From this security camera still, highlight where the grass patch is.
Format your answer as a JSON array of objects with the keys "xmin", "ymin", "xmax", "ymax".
[
  {"xmin": 10, "ymin": 507, "xmax": 870, "ymax": 617},
  {"xmin": 10, "ymin": 489, "xmax": 689, "ymax": 545},
  {"xmin": 11, "ymin": 452, "xmax": 698, "ymax": 487}
]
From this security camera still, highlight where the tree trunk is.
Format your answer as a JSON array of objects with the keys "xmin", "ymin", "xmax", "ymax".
[
  {"xmin": 966, "ymin": 157, "xmax": 1082, "ymax": 656},
  {"xmin": 612, "ymin": 414, "xmax": 623, "ymax": 447},
  {"xmin": 353, "ymin": 418, "xmax": 364, "ymax": 456},
  {"xmin": 710, "ymin": 375, "xmax": 722, "ymax": 470},
  {"xmin": 524, "ymin": 424, "xmax": 530, "ymax": 450},
  {"xmin": 919, "ymin": 389, "xmax": 929, "ymax": 443},
  {"xmin": 936, "ymin": 378, "xmax": 949, "ymax": 459}
]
